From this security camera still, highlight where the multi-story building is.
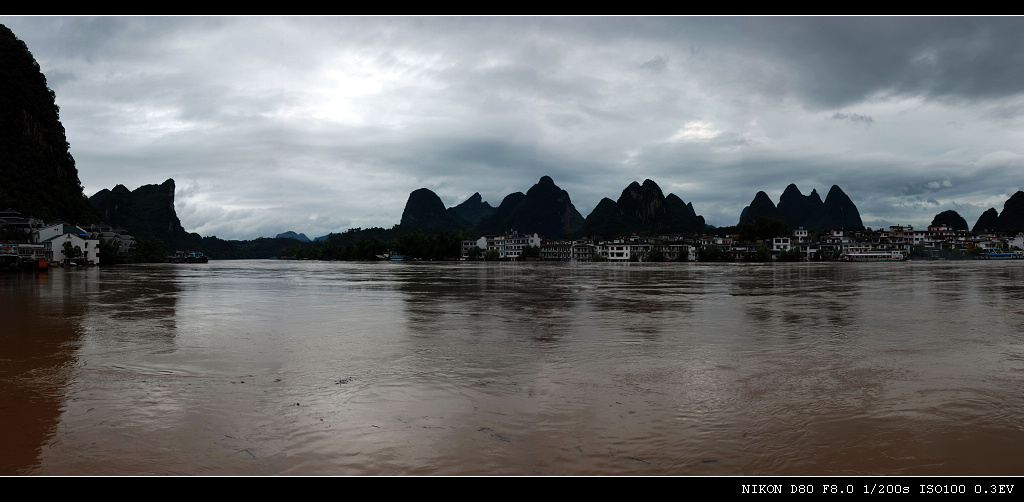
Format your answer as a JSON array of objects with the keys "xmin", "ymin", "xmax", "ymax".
[
  {"xmin": 34, "ymin": 223, "xmax": 100, "ymax": 265},
  {"xmin": 461, "ymin": 230, "xmax": 542, "ymax": 260}
]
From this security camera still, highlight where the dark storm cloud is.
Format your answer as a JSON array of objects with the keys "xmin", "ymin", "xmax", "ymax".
[
  {"xmin": 642, "ymin": 17, "xmax": 1024, "ymax": 109},
  {"xmin": 639, "ymin": 55, "xmax": 669, "ymax": 73},
  {"xmin": 901, "ymin": 177, "xmax": 954, "ymax": 196},
  {"xmin": 832, "ymin": 112, "xmax": 874, "ymax": 124}
]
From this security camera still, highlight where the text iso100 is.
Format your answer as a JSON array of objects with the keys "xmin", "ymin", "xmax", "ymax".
[{"xmin": 919, "ymin": 485, "xmax": 1013, "ymax": 494}]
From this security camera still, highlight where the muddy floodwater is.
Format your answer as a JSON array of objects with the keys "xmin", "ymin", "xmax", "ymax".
[{"xmin": 2, "ymin": 260, "xmax": 1024, "ymax": 475}]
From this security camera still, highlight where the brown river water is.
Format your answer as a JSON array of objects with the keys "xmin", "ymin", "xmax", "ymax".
[{"xmin": 2, "ymin": 260, "xmax": 1023, "ymax": 475}]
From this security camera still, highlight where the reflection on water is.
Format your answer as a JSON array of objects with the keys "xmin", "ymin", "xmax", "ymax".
[
  {"xmin": 2, "ymin": 260, "xmax": 1024, "ymax": 475},
  {"xmin": 0, "ymin": 269, "xmax": 94, "ymax": 474}
]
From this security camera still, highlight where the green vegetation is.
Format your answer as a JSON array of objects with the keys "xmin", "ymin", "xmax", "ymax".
[
  {"xmin": 776, "ymin": 246, "xmax": 803, "ymax": 262},
  {"xmin": 748, "ymin": 242, "xmax": 772, "ymax": 262},
  {"xmin": 696, "ymin": 245, "xmax": 727, "ymax": 262},
  {"xmin": 277, "ymin": 228, "xmax": 467, "ymax": 261},
  {"xmin": 97, "ymin": 238, "xmax": 120, "ymax": 265},
  {"xmin": 136, "ymin": 236, "xmax": 167, "ymax": 263},
  {"xmin": 61, "ymin": 241, "xmax": 82, "ymax": 263},
  {"xmin": 908, "ymin": 244, "xmax": 985, "ymax": 260},
  {"xmin": 812, "ymin": 247, "xmax": 837, "ymax": 261},
  {"xmin": 736, "ymin": 216, "xmax": 789, "ymax": 242}
]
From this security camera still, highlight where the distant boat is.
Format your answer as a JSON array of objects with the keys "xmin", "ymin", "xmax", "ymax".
[
  {"xmin": 840, "ymin": 251, "xmax": 905, "ymax": 262},
  {"xmin": 389, "ymin": 254, "xmax": 407, "ymax": 262},
  {"xmin": 168, "ymin": 251, "xmax": 209, "ymax": 263},
  {"xmin": 979, "ymin": 251, "xmax": 1024, "ymax": 260}
]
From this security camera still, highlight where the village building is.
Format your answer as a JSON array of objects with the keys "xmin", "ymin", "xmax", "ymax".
[{"xmin": 461, "ymin": 231, "xmax": 542, "ymax": 260}]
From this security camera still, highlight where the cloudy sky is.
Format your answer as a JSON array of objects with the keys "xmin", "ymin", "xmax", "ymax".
[{"xmin": 4, "ymin": 16, "xmax": 1024, "ymax": 240}]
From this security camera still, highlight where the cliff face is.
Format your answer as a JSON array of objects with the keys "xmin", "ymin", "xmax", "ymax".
[
  {"xmin": 584, "ymin": 179, "xmax": 704, "ymax": 237},
  {"xmin": 973, "ymin": 191, "xmax": 1024, "ymax": 233},
  {"xmin": 477, "ymin": 176, "xmax": 584, "ymax": 238},
  {"xmin": 448, "ymin": 192, "xmax": 494, "ymax": 226},
  {"xmin": 582, "ymin": 197, "xmax": 617, "ymax": 235},
  {"xmin": 931, "ymin": 210, "xmax": 968, "ymax": 231},
  {"xmin": 603, "ymin": 180, "xmax": 672, "ymax": 234},
  {"xmin": 477, "ymin": 191, "xmax": 526, "ymax": 234},
  {"xmin": 740, "ymin": 184, "xmax": 863, "ymax": 231},
  {"xmin": 739, "ymin": 191, "xmax": 779, "ymax": 225},
  {"xmin": 997, "ymin": 191, "xmax": 1024, "ymax": 231},
  {"xmin": 399, "ymin": 187, "xmax": 467, "ymax": 231},
  {"xmin": 818, "ymin": 185, "xmax": 863, "ymax": 230},
  {"xmin": 0, "ymin": 24, "xmax": 97, "ymax": 223},
  {"xmin": 665, "ymin": 193, "xmax": 705, "ymax": 234},
  {"xmin": 90, "ymin": 179, "xmax": 189, "ymax": 243},
  {"xmin": 973, "ymin": 208, "xmax": 1001, "ymax": 232},
  {"xmin": 776, "ymin": 184, "xmax": 823, "ymax": 229}
]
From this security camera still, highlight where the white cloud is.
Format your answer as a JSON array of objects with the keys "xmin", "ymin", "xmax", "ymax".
[{"xmin": 667, "ymin": 121, "xmax": 722, "ymax": 142}]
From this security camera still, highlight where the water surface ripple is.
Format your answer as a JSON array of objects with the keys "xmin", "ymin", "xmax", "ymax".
[{"xmin": 2, "ymin": 260, "xmax": 1023, "ymax": 475}]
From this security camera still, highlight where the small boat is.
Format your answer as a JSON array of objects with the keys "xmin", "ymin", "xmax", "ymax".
[
  {"xmin": 979, "ymin": 251, "xmax": 1024, "ymax": 260},
  {"xmin": 168, "ymin": 251, "xmax": 209, "ymax": 263},
  {"xmin": 840, "ymin": 251, "xmax": 906, "ymax": 262}
]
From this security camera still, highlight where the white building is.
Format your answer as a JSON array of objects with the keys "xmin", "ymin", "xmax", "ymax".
[
  {"xmin": 36, "ymin": 223, "xmax": 100, "ymax": 265},
  {"xmin": 461, "ymin": 231, "xmax": 542, "ymax": 260}
]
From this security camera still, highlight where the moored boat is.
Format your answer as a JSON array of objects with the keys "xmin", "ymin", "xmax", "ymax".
[
  {"xmin": 840, "ymin": 251, "xmax": 906, "ymax": 262},
  {"xmin": 979, "ymin": 251, "xmax": 1024, "ymax": 260},
  {"xmin": 168, "ymin": 250, "xmax": 209, "ymax": 263}
]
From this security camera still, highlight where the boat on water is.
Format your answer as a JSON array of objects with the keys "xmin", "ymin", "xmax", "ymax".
[
  {"xmin": 840, "ymin": 251, "xmax": 906, "ymax": 262},
  {"xmin": 168, "ymin": 250, "xmax": 209, "ymax": 263},
  {"xmin": 979, "ymin": 251, "xmax": 1024, "ymax": 260}
]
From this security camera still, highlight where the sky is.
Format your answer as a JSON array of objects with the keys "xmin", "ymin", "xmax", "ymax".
[{"xmin": 3, "ymin": 16, "xmax": 1024, "ymax": 240}]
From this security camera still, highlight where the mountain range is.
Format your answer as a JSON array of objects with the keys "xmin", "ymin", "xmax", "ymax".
[
  {"xmin": 275, "ymin": 231, "xmax": 312, "ymax": 242},
  {"xmin": 397, "ymin": 176, "xmax": 707, "ymax": 240},
  {"xmin": 973, "ymin": 191, "xmax": 1024, "ymax": 233},
  {"xmin": 583, "ymin": 179, "xmax": 704, "ymax": 236},
  {"xmin": 397, "ymin": 176, "xmax": 585, "ymax": 238},
  {"xmin": 738, "ymin": 184, "xmax": 864, "ymax": 231}
]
